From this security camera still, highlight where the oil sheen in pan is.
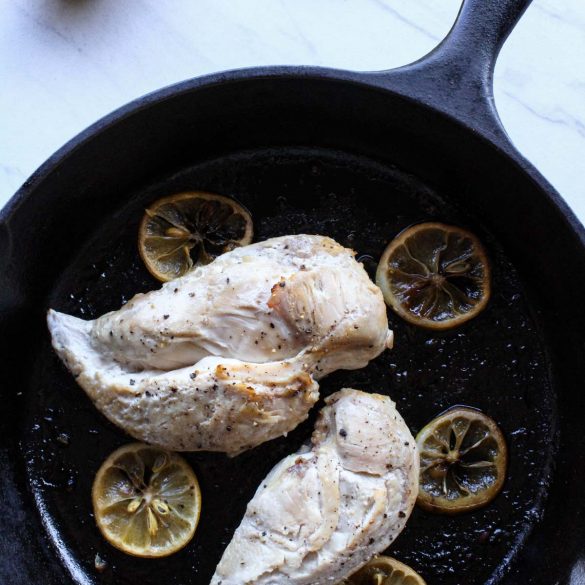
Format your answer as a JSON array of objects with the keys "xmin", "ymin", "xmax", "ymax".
[{"xmin": 23, "ymin": 148, "xmax": 556, "ymax": 585}]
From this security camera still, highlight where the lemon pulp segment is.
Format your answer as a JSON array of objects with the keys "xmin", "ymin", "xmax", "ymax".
[
  {"xmin": 342, "ymin": 556, "xmax": 427, "ymax": 585},
  {"xmin": 376, "ymin": 222, "xmax": 490, "ymax": 329},
  {"xmin": 416, "ymin": 406, "xmax": 507, "ymax": 514},
  {"xmin": 92, "ymin": 443, "xmax": 201, "ymax": 557},
  {"xmin": 139, "ymin": 191, "xmax": 253, "ymax": 281}
]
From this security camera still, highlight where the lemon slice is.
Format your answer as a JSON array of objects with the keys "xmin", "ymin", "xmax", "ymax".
[
  {"xmin": 416, "ymin": 406, "xmax": 507, "ymax": 515},
  {"xmin": 139, "ymin": 191, "xmax": 253, "ymax": 282},
  {"xmin": 376, "ymin": 222, "xmax": 490, "ymax": 329},
  {"xmin": 92, "ymin": 443, "xmax": 201, "ymax": 557},
  {"xmin": 342, "ymin": 556, "xmax": 427, "ymax": 585}
]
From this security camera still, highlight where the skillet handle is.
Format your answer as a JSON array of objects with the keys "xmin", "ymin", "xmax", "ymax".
[{"xmin": 369, "ymin": 0, "xmax": 533, "ymax": 145}]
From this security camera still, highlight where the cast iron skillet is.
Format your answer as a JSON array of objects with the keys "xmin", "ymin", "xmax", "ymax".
[{"xmin": 1, "ymin": 0, "xmax": 585, "ymax": 583}]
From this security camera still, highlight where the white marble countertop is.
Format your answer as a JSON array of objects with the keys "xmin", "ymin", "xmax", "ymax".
[{"xmin": 1, "ymin": 0, "xmax": 584, "ymax": 224}]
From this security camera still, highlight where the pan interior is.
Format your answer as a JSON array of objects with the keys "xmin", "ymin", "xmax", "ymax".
[{"xmin": 23, "ymin": 147, "xmax": 556, "ymax": 585}]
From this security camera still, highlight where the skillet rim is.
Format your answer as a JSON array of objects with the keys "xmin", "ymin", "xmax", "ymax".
[
  {"xmin": 1, "ymin": 65, "xmax": 584, "ymax": 248},
  {"xmin": 1, "ymin": 65, "xmax": 585, "ymax": 585}
]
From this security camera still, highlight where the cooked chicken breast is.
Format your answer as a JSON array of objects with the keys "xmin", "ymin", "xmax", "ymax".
[
  {"xmin": 47, "ymin": 235, "xmax": 393, "ymax": 454},
  {"xmin": 211, "ymin": 389, "xmax": 419, "ymax": 585}
]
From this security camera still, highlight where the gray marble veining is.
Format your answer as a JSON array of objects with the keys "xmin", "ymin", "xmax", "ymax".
[{"xmin": 0, "ymin": 0, "xmax": 583, "ymax": 221}]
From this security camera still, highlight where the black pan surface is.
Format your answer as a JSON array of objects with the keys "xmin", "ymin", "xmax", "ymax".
[
  {"xmin": 25, "ymin": 148, "xmax": 555, "ymax": 585},
  {"xmin": 2, "ymin": 1, "xmax": 585, "ymax": 584}
]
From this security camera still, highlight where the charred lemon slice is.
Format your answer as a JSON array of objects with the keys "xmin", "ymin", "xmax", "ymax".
[
  {"xmin": 342, "ymin": 556, "xmax": 427, "ymax": 585},
  {"xmin": 92, "ymin": 443, "xmax": 201, "ymax": 557},
  {"xmin": 376, "ymin": 222, "xmax": 490, "ymax": 329},
  {"xmin": 139, "ymin": 191, "xmax": 253, "ymax": 282},
  {"xmin": 416, "ymin": 407, "xmax": 507, "ymax": 515}
]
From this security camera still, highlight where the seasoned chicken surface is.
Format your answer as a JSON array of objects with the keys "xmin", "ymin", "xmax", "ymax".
[
  {"xmin": 211, "ymin": 389, "xmax": 419, "ymax": 585},
  {"xmin": 47, "ymin": 235, "xmax": 392, "ymax": 454}
]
